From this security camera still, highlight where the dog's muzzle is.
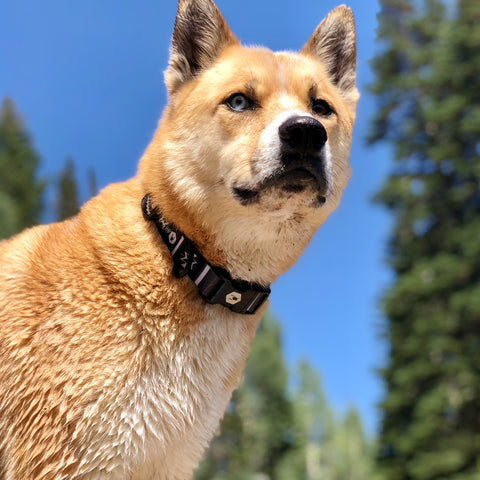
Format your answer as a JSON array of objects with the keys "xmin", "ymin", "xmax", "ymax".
[{"xmin": 233, "ymin": 115, "xmax": 330, "ymax": 206}]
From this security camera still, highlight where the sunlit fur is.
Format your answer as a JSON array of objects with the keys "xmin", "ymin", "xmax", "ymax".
[
  {"xmin": 0, "ymin": 2, "xmax": 357, "ymax": 479},
  {"xmin": 142, "ymin": 46, "xmax": 357, "ymax": 284}
]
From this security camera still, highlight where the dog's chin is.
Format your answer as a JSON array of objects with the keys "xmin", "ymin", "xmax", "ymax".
[{"xmin": 232, "ymin": 167, "xmax": 329, "ymax": 208}]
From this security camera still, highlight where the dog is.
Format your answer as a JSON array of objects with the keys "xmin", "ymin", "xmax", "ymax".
[{"xmin": 0, "ymin": 0, "xmax": 358, "ymax": 478}]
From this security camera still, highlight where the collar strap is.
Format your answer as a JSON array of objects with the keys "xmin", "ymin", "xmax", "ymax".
[{"xmin": 141, "ymin": 194, "xmax": 270, "ymax": 315}]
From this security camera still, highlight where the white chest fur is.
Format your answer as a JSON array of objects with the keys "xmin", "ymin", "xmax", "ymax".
[{"xmin": 76, "ymin": 309, "xmax": 257, "ymax": 480}]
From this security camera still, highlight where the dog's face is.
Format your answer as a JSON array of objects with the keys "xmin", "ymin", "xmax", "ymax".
[{"xmin": 139, "ymin": 0, "xmax": 358, "ymax": 280}]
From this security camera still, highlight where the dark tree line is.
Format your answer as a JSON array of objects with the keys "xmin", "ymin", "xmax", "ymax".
[
  {"xmin": 0, "ymin": 96, "xmax": 96, "ymax": 240},
  {"xmin": 370, "ymin": 0, "xmax": 480, "ymax": 479}
]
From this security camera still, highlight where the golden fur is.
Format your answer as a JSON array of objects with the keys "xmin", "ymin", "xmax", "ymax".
[{"xmin": 0, "ymin": 1, "xmax": 358, "ymax": 478}]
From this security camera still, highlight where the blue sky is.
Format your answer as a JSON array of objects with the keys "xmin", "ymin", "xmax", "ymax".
[{"xmin": 1, "ymin": 0, "xmax": 392, "ymax": 434}]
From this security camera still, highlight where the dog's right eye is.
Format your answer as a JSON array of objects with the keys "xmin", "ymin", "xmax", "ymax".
[
  {"xmin": 311, "ymin": 99, "xmax": 334, "ymax": 117},
  {"xmin": 225, "ymin": 93, "xmax": 254, "ymax": 112}
]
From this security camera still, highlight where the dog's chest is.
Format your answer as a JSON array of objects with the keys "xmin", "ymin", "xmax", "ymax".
[
  {"xmin": 133, "ymin": 315, "xmax": 254, "ymax": 479},
  {"xmin": 85, "ymin": 310, "xmax": 256, "ymax": 480}
]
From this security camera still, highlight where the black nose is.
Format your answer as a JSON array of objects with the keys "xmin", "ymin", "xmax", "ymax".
[{"xmin": 279, "ymin": 116, "xmax": 327, "ymax": 156}]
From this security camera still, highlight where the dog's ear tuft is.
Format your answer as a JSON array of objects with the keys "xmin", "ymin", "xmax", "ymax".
[
  {"xmin": 301, "ymin": 6, "xmax": 357, "ymax": 101},
  {"xmin": 165, "ymin": 0, "xmax": 238, "ymax": 94}
]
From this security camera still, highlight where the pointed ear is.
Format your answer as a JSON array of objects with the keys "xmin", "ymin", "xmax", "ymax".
[
  {"xmin": 301, "ymin": 6, "xmax": 357, "ymax": 100},
  {"xmin": 165, "ymin": 0, "xmax": 239, "ymax": 94}
]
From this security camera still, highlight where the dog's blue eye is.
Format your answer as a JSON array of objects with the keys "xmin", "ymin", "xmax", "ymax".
[
  {"xmin": 225, "ymin": 93, "xmax": 253, "ymax": 112},
  {"xmin": 312, "ymin": 99, "xmax": 334, "ymax": 117}
]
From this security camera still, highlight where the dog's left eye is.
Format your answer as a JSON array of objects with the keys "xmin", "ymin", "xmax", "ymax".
[{"xmin": 225, "ymin": 93, "xmax": 254, "ymax": 112}]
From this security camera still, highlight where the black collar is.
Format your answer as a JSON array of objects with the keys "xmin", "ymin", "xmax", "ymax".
[{"xmin": 141, "ymin": 194, "xmax": 270, "ymax": 315}]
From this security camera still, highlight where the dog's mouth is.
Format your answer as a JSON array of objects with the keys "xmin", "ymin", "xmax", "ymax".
[{"xmin": 232, "ymin": 165, "xmax": 329, "ymax": 207}]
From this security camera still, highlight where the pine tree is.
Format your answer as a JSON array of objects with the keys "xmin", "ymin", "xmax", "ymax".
[
  {"xmin": 287, "ymin": 361, "xmax": 379, "ymax": 480},
  {"xmin": 370, "ymin": 0, "xmax": 480, "ymax": 478},
  {"xmin": 279, "ymin": 360, "xmax": 333, "ymax": 480},
  {"xmin": 194, "ymin": 319, "xmax": 379, "ymax": 480},
  {"xmin": 0, "ymin": 193, "xmax": 20, "ymax": 240},
  {"xmin": 320, "ymin": 407, "xmax": 379, "ymax": 480},
  {"xmin": 87, "ymin": 167, "xmax": 98, "ymax": 199},
  {"xmin": 56, "ymin": 157, "xmax": 80, "ymax": 221},
  {"xmin": 0, "ymin": 97, "xmax": 44, "ymax": 239}
]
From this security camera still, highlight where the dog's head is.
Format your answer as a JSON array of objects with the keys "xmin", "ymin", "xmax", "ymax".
[{"xmin": 139, "ymin": 0, "xmax": 358, "ymax": 282}]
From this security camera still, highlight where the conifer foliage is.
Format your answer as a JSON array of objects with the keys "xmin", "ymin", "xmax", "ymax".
[
  {"xmin": 0, "ymin": 97, "xmax": 44, "ymax": 239},
  {"xmin": 370, "ymin": 0, "xmax": 480, "ymax": 478},
  {"xmin": 57, "ymin": 157, "xmax": 80, "ymax": 221},
  {"xmin": 0, "ymin": 96, "xmax": 96, "ymax": 234},
  {"xmin": 194, "ymin": 315, "xmax": 377, "ymax": 480}
]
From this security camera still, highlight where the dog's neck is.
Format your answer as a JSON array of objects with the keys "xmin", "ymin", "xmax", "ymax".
[
  {"xmin": 141, "ymin": 194, "xmax": 270, "ymax": 315},
  {"xmin": 213, "ymin": 212, "xmax": 319, "ymax": 284},
  {"xmin": 139, "ymin": 145, "xmax": 326, "ymax": 286}
]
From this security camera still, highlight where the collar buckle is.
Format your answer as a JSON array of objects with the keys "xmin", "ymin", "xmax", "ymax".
[{"xmin": 194, "ymin": 265, "xmax": 270, "ymax": 315}]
